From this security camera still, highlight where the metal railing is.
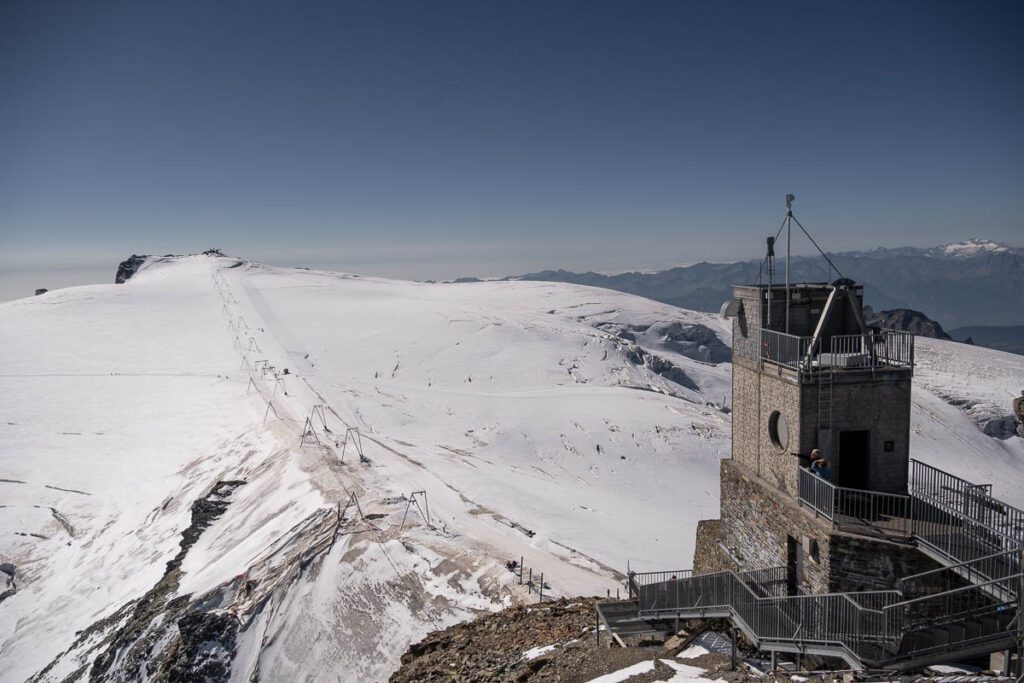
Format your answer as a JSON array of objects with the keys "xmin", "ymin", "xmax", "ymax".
[
  {"xmin": 633, "ymin": 565, "xmax": 1020, "ymax": 667},
  {"xmin": 899, "ymin": 547, "xmax": 1022, "ymax": 601},
  {"xmin": 740, "ymin": 566, "xmax": 788, "ymax": 598},
  {"xmin": 627, "ymin": 459, "xmax": 1023, "ymax": 669},
  {"xmin": 798, "ymin": 468, "xmax": 912, "ymax": 539},
  {"xmin": 759, "ymin": 328, "xmax": 914, "ymax": 375},
  {"xmin": 869, "ymin": 329, "xmax": 915, "ymax": 368},
  {"xmin": 760, "ymin": 329, "xmax": 812, "ymax": 371},
  {"xmin": 911, "ymin": 459, "xmax": 1024, "ymax": 548},
  {"xmin": 799, "ymin": 467, "xmax": 836, "ymax": 521}
]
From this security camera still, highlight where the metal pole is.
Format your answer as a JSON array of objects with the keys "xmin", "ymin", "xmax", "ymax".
[
  {"xmin": 786, "ymin": 210, "xmax": 791, "ymax": 334},
  {"xmin": 539, "ymin": 573, "xmax": 544, "ymax": 602},
  {"xmin": 730, "ymin": 628, "xmax": 737, "ymax": 671},
  {"xmin": 520, "ymin": 557, "xmax": 523, "ymax": 584}
]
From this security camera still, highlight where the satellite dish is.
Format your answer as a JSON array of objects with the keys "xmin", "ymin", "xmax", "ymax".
[
  {"xmin": 721, "ymin": 298, "xmax": 743, "ymax": 319},
  {"xmin": 786, "ymin": 194, "xmax": 796, "ymax": 210}
]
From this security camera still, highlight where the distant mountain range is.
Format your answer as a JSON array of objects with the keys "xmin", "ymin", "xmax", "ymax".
[
  {"xmin": 509, "ymin": 239, "xmax": 1024, "ymax": 330},
  {"xmin": 948, "ymin": 325, "xmax": 1024, "ymax": 356}
]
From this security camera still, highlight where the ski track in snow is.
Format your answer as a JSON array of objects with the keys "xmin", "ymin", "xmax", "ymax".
[{"xmin": 0, "ymin": 254, "xmax": 1021, "ymax": 682}]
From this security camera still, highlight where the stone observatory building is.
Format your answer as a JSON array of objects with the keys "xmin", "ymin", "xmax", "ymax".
[
  {"xmin": 695, "ymin": 278, "xmax": 927, "ymax": 593},
  {"xmin": 601, "ymin": 232, "xmax": 1022, "ymax": 671}
]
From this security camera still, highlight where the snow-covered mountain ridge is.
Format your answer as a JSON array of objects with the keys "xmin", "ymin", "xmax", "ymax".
[{"xmin": 1, "ymin": 253, "xmax": 1021, "ymax": 681}]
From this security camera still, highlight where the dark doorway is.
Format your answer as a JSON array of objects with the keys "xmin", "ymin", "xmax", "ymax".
[
  {"xmin": 786, "ymin": 535, "xmax": 803, "ymax": 596},
  {"xmin": 837, "ymin": 430, "xmax": 870, "ymax": 489}
]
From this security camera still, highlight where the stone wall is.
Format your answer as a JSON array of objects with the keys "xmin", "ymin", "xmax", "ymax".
[
  {"xmin": 717, "ymin": 459, "xmax": 832, "ymax": 594},
  {"xmin": 716, "ymin": 459, "xmax": 943, "ymax": 595},
  {"xmin": 733, "ymin": 361, "xmax": 912, "ymax": 497},
  {"xmin": 825, "ymin": 534, "xmax": 940, "ymax": 593},
  {"xmin": 731, "ymin": 288, "xmax": 763, "ymax": 363},
  {"xmin": 692, "ymin": 519, "xmax": 737, "ymax": 575},
  {"xmin": 731, "ymin": 358, "xmax": 805, "ymax": 496},
  {"xmin": 808, "ymin": 373, "xmax": 912, "ymax": 494}
]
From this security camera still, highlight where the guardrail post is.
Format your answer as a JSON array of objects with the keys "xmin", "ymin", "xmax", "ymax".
[{"xmin": 730, "ymin": 627, "xmax": 737, "ymax": 671}]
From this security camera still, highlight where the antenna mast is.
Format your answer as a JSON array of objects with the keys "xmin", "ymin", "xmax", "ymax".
[
  {"xmin": 766, "ymin": 235, "xmax": 775, "ymax": 326},
  {"xmin": 785, "ymin": 194, "xmax": 795, "ymax": 333}
]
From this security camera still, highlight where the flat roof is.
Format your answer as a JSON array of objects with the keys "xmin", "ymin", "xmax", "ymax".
[{"xmin": 733, "ymin": 282, "xmax": 862, "ymax": 292}]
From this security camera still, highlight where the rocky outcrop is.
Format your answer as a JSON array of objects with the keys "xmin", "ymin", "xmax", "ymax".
[
  {"xmin": 391, "ymin": 598, "xmax": 758, "ymax": 683},
  {"xmin": 30, "ymin": 481, "xmax": 245, "ymax": 683},
  {"xmin": 34, "ymin": 288, "xmax": 48, "ymax": 296},
  {"xmin": 865, "ymin": 308, "xmax": 952, "ymax": 340},
  {"xmin": 115, "ymin": 255, "xmax": 150, "ymax": 284},
  {"xmin": 937, "ymin": 392, "xmax": 1021, "ymax": 440}
]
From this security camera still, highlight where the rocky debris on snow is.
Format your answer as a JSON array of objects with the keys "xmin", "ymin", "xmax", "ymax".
[
  {"xmin": 935, "ymin": 392, "xmax": 1020, "ymax": 440},
  {"xmin": 597, "ymin": 321, "xmax": 730, "ymax": 365},
  {"xmin": 390, "ymin": 598, "xmax": 757, "ymax": 682},
  {"xmin": 623, "ymin": 344, "xmax": 699, "ymax": 392},
  {"xmin": 0, "ymin": 562, "xmax": 15, "ymax": 605},
  {"xmin": 35, "ymin": 288, "xmax": 48, "ymax": 296},
  {"xmin": 864, "ymin": 308, "xmax": 952, "ymax": 341},
  {"xmin": 390, "ymin": 600, "xmax": 907, "ymax": 683},
  {"xmin": 30, "ymin": 480, "xmax": 245, "ymax": 683},
  {"xmin": 115, "ymin": 255, "xmax": 151, "ymax": 284}
]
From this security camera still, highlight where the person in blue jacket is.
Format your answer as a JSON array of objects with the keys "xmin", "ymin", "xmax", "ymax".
[{"xmin": 810, "ymin": 450, "xmax": 831, "ymax": 481}]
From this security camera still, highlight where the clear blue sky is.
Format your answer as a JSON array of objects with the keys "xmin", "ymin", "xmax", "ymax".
[{"xmin": 1, "ymin": 0, "xmax": 1021, "ymax": 298}]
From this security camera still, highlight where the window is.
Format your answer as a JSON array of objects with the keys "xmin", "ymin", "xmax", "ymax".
[
  {"xmin": 769, "ymin": 411, "xmax": 789, "ymax": 451},
  {"xmin": 884, "ymin": 440, "xmax": 895, "ymax": 453}
]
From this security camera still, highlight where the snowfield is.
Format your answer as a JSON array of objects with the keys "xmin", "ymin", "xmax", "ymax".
[{"xmin": 1, "ymin": 253, "xmax": 1021, "ymax": 681}]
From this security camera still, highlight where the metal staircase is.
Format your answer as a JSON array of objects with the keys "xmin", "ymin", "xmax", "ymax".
[{"xmin": 605, "ymin": 461, "xmax": 1023, "ymax": 672}]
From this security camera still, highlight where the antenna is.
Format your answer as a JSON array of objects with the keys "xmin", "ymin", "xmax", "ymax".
[
  {"xmin": 766, "ymin": 235, "xmax": 775, "ymax": 326},
  {"xmin": 785, "ymin": 194, "xmax": 795, "ymax": 333}
]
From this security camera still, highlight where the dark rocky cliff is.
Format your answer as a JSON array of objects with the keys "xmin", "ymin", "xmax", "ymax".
[
  {"xmin": 865, "ymin": 308, "xmax": 952, "ymax": 340},
  {"xmin": 115, "ymin": 255, "xmax": 150, "ymax": 284}
]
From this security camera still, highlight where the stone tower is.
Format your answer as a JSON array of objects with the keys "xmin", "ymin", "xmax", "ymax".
[{"xmin": 695, "ymin": 278, "xmax": 932, "ymax": 594}]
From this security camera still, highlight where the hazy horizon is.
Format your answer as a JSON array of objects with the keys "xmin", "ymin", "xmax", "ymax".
[
  {"xmin": 2, "ymin": 0, "xmax": 1021, "ymax": 301},
  {"xmin": 2, "ymin": 232, "xmax": 1021, "ymax": 303}
]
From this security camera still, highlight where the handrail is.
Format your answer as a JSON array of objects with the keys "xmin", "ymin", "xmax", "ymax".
[
  {"xmin": 886, "ymin": 573, "xmax": 1023, "ymax": 610},
  {"xmin": 628, "ymin": 461, "xmax": 1022, "ymax": 668},
  {"xmin": 636, "ymin": 567, "xmax": 1018, "ymax": 666},
  {"xmin": 899, "ymin": 547, "xmax": 1022, "ymax": 585},
  {"xmin": 758, "ymin": 327, "xmax": 913, "ymax": 374},
  {"xmin": 798, "ymin": 468, "xmax": 912, "ymax": 538}
]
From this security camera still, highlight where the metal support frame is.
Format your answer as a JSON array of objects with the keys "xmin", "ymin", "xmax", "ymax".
[
  {"xmin": 340, "ymin": 427, "xmax": 369, "ymax": 464},
  {"xmin": 399, "ymin": 490, "xmax": 431, "ymax": 532},
  {"xmin": 300, "ymin": 417, "xmax": 323, "ymax": 447}
]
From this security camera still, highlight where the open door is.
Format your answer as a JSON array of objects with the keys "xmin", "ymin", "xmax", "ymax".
[{"xmin": 837, "ymin": 430, "xmax": 870, "ymax": 489}]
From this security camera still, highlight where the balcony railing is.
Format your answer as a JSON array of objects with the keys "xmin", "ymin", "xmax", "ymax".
[
  {"xmin": 799, "ymin": 468, "xmax": 912, "ymax": 540},
  {"xmin": 759, "ymin": 328, "xmax": 914, "ymax": 375}
]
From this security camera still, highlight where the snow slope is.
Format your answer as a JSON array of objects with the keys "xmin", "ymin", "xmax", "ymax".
[
  {"xmin": 910, "ymin": 337, "xmax": 1024, "ymax": 504},
  {"xmin": 0, "ymin": 255, "xmax": 730, "ymax": 681},
  {"xmin": 1, "ymin": 254, "xmax": 1021, "ymax": 681}
]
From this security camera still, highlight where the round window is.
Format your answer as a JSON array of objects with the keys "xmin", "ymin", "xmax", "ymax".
[{"xmin": 768, "ymin": 411, "xmax": 789, "ymax": 451}]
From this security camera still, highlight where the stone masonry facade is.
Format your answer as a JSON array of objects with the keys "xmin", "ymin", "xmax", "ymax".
[
  {"xmin": 697, "ymin": 460, "xmax": 942, "ymax": 594},
  {"xmin": 731, "ymin": 358, "xmax": 912, "ymax": 497}
]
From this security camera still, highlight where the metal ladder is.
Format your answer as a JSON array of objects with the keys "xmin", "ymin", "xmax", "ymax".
[{"xmin": 817, "ymin": 365, "xmax": 834, "ymax": 459}]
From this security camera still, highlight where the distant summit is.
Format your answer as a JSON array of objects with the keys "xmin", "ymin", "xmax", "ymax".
[
  {"xmin": 932, "ymin": 239, "xmax": 1019, "ymax": 258},
  {"xmin": 864, "ymin": 307, "xmax": 952, "ymax": 340}
]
